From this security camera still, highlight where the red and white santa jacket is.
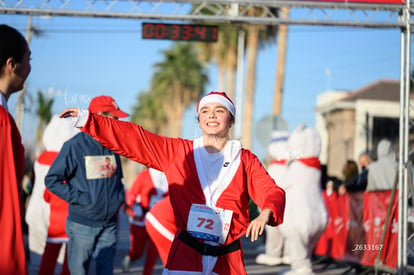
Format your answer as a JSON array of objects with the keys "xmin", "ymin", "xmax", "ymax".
[{"xmin": 81, "ymin": 113, "xmax": 285, "ymax": 275}]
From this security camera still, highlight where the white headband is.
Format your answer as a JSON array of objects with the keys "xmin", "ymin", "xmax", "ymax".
[{"xmin": 197, "ymin": 92, "xmax": 236, "ymax": 117}]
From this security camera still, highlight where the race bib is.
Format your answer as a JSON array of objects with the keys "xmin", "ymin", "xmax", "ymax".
[{"xmin": 187, "ymin": 204, "xmax": 233, "ymax": 244}]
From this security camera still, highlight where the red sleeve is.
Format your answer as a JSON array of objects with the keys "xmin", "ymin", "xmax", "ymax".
[
  {"xmin": 126, "ymin": 169, "xmax": 148, "ymax": 206},
  {"xmin": 81, "ymin": 113, "xmax": 180, "ymax": 171},
  {"xmin": 0, "ymin": 107, "xmax": 28, "ymax": 274},
  {"xmin": 126, "ymin": 169, "xmax": 158, "ymax": 209},
  {"xmin": 243, "ymin": 150, "xmax": 285, "ymax": 226}
]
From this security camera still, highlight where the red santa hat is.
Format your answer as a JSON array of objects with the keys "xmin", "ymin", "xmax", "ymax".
[{"xmin": 197, "ymin": 92, "xmax": 235, "ymax": 117}]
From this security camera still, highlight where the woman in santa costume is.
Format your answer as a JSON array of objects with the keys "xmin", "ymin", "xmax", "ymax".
[
  {"xmin": 122, "ymin": 167, "xmax": 168, "ymax": 274},
  {"xmin": 60, "ymin": 91, "xmax": 286, "ymax": 275}
]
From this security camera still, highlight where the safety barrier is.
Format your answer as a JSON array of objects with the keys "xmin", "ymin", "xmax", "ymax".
[{"xmin": 315, "ymin": 190, "xmax": 398, "ymax": 270}]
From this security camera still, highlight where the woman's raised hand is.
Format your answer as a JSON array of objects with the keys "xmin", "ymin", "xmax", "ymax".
[
  {"xmin": 60, "ymin": 108, "xmax": 79, "ymax": 118},
  {"xmin": 245, "ymin": 208, "xmax": 272, "ymax": 242}
]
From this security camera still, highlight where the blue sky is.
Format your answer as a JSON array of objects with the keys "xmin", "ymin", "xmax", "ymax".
[{"xmin": 1, "ymin": 14, "xmax": 403, "ymax": 160}]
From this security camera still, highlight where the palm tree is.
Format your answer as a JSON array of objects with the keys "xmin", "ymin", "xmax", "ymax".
[
  {"xmin": 130, "ymin": 90, "xmax": 166, "ymax": 134},
  {"xmin": 195, "ymin": 30, "xmax": 226, "ymax": 91},
  {"xmin": 151, "ymin": 42, "xmax": 208, "ymax": 137},
  {"xmin": 273, "ymin": 7, "xmax": 289, "ymax": 117},
  {"xmin": 131, "ymin": 42, "xmax": 208, "ymax": 138},
  {"xmin": 192, "ymin": 4, "xmax": 240, "ymax": 99},
  {"xmin": 242, "ymin": 7, "xmax": 279, "ymax": 149},
  {"xmin": 16, "ymin": 15, "xmax": 45, "ymax": 131},
  {"xmin": 221, "ymin": 23, "xmax": 240, "ymax": 100},
  {"xmin": 192, "ymin": 4, "xmax": 279, "ymax": 148},
  {"xmin": 35, "ymin": 90, "xmax": 54, "ymax": 156}
]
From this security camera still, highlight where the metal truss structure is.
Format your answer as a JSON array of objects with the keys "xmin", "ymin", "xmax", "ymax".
[
  {"xmin": 0, "ymin": 0, "xmax": 410, "ymax": 28},
  {"xmin": 0, "ymin": 0, "xmax": 413, "ymax": 274}
]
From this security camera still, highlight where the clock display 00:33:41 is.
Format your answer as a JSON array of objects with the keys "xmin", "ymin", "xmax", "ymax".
[{"xmin": 142, "ymin": 23, "xmax": 218, "ymax": 42}]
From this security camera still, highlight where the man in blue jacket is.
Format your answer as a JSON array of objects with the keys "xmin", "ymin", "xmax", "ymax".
[{"xmin": 45, "ymin": 95, "xmax": 128, "ymax": 275}]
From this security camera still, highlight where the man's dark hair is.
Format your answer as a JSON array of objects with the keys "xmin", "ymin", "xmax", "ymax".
[{"xmin": 0, "ymin": 24, "xmax": 28, "ymax": 70}]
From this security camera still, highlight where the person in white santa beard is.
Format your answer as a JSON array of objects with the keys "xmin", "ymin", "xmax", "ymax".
[
  {"xmin": 25, "ymin": 115, "xmax": 80, "ymax": 266},
  {"xmin": 279, "ymin": 124, "xmax": 328, "ymax": 275},
  {"xmin": 256, "ymin": 130, "xmax": 290, "ymax": 266}
]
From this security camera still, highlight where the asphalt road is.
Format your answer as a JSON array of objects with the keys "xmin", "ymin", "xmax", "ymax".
[{"xmin": 28, "ymin": 211, "xmax": 366, "ymax": 275}]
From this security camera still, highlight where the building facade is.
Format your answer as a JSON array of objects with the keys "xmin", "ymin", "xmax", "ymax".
[{"xmin": 315, "ymin": 79, "xmax": 403, "ymax": 178}]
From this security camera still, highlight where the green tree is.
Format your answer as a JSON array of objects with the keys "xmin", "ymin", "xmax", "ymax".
[
  {"xmin": 35, "ymin": 90, "xmax": 54, "ymax": 156},
  {"xmin": 192, "ymin": 4, "xmax": 279, "ymax": 146},
  {"xmin": 130, "ymin": 90, "xmax": 166, "ymax": 134},
  {"xmin": 151, "ymin": 42, "xmax": 208, "ymax": 137},
  {"xmin": 193, "ymin": 4, "xmax": 240, "ymax": 99},
  {"xmin": 242, "ymin": 7, "xmax": 279, "ymax": 149},
  {"xmin": 131, "ymin": 42, "xmax": 208, "ymax": 138}
]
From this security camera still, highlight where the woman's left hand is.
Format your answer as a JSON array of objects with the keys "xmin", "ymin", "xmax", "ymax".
[{"xmin": 245, "ymin": 208, "xmax": 271, "ymax": 242}]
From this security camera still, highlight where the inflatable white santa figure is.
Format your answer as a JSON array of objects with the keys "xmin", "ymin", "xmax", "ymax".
[
  {"xmin": 256, "ymin": 130, "xmax": 290, "ymax": 266},
  {"xmin": 279, "ymin": 124, "xmax": 328, "ymax": 275},
  {"xmin": 25, "ymin": 116, "xmax": 79, "ymax": 258}
]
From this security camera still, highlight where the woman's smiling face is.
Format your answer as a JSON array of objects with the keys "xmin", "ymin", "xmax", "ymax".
[{"xmin": 198, "ymin": 102, "xmax": 232, "ymax": 138}]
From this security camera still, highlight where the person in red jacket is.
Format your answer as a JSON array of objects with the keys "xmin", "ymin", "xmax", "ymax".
[
  {"xmin": 39, "ymin": 188, "xmax": 70, "ymax": 275},
  {"xmin": 145, "ymin": 195, "xmax": 177, "ymax": 267},
  {"xmin": 122, "ymin": 167, "xmax": 168, "ymax": 274},
  {"xmin": 60, "ymin": 91, "xmax": 286, "ymax": 274},
  {"xmin": 0, "ymin": 24, "xmax": 32, "ymax": 275}
]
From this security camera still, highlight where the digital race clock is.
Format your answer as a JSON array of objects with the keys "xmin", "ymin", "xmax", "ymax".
[{"xmin": 142, "ymin": 22, "xmax": 218, "ymax": 42}]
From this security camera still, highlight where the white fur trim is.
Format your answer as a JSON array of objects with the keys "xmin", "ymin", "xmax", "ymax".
[
  {"xmin": 72, "ymin": 108, "xmax": 89, "ymax": 128},
  {"xmin": 149, "ymin": 168, "xmax": 169, "ymax": 195},
  {"xmin": 193, "ymin": 137, "xmax": 241, "ymax": 207},
  {"xmin": 197, "ymin": 94, "xmax": 235, "ymax": 117},
  {"xmin": 145, "ymin": 212, "xmax": 175, "ymax": 241}
]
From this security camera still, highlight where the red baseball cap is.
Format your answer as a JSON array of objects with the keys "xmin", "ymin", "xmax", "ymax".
[{"xmin": 88, "ymin": 95, "xmax": 128, "ymax": 118}]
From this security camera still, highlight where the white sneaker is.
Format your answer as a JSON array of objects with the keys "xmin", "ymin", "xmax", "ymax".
[
  {"xmin": 279, "ymin": 269, "xmax": 315, "ymax": 275},
  {"xmin": 282, "ymin": 255, "xmax": 291, "ymax": 265},
  {"xmin": 282, "ymin": 267, "xmax": 314, "ymax": 275},
  {"xmin": 255, "ymin": 253, "xmax": 283, "ymax": 266},
  {"xmin": 122, "ymin": 255, "xmax": 131, "ymax": 272}
]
